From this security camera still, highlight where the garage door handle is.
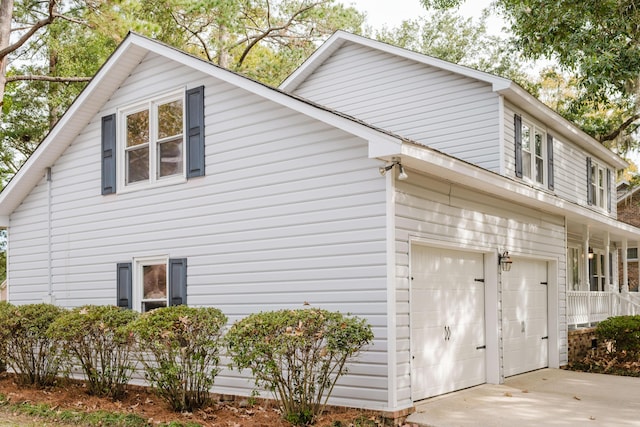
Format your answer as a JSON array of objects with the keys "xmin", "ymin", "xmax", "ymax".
[
  {"xmin": 542, "ymin": 336, "xmax": 548, "ymax": 340},
  {"xmin": 476, "ymin": 345, "xmax": 486, "ymax": 350}
]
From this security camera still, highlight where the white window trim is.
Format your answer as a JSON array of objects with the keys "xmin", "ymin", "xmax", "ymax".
[
  {"xmin": 117, "ymin": 89, "xmax": 187, "ymax": 193},
  {"xmin": 520, "ymin": 118, "xmax": 547, "ymax": 187},
  {"xmin": 590, "ymin": 159, "xmax": 608, "ymax": 210},
  {"xmin": 133, "ymin": 255, "xmax": 169, "ymax": 313}
]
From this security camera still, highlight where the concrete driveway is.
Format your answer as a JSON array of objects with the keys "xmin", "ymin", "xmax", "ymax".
[{"xmin": 406, "ymin": 368, "xmax": 640, "ymax": 427}]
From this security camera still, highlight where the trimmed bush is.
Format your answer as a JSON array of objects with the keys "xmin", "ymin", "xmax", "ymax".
[
  {"xmin": 48, "ymin": 305, "xmax": 139, "ymax": 399},
  {"xmin": 0, "ymin": 303, "xmax": 66, "ymax": 386},
  {"xmin": 0, "ymin": 301, "xmax": 12, "ymax": 373},
  {"xmin": 225, "ymin": 308, "xmax": 374, "ymax": 426},
  {"xmin": 596, "ymin": 315, "xmax": 640, "ymax": 355},
  {"xmin": 130, "ymin": 306, "xmax": 227, "ymax": 412}
]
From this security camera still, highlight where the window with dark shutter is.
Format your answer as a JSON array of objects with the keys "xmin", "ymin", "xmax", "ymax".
[
  {"xmin": 102, "ymin": 114, "xmax": 117, "ymax": 194},
  {"xmin": 186, "ymin": 86, "xmax": 205, "ymax": 178},
  {"xmin": 168, "ymin": 258, "xmax": 187, "ymax": 306},
  {"xmin": 116, "ymin": 263, "xmax": 132, "ymax": 309},
  {"xmin": 547, "ymin": 134, "xmax": 554, "ymax": 190},
  {"xmin": 514, "ymin": 114, "xmax": 522, "ymax": 178}
]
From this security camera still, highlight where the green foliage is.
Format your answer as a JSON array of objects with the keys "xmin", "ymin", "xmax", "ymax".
[
  {"xmin": 0, "ymin": 301, "xmax": 11, "ymax": 373},
  {"xmin": 0, "ymin": 303, "xmax": 66, "ymax": 386},
  {"xmin": 130, "ymin": 306, "xmax": 227, "ymax": 412},
  {"xmin": 48, "ymin": 305, "xmax": 139, "ymax": 399},
  {"xmin": 596, "ymin": 315, "xmax": 640, "ymax": 355},
  {"xmin": 226, "ymin": 308, "xmax": 374, "ymax": 426}
]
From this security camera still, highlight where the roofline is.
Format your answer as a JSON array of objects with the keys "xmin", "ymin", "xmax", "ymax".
[
  {"xmin": 0, "ymin": 32, "xmax": 402, "ymax": 220},
  {"xmin": 281, "ymin": 30, "xmax": 627, "ymax": 170}
]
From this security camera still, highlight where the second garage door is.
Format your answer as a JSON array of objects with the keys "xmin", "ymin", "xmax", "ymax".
[{"xmin": 502, "ymin": 259, "xmax": 549, "ymax": 377}]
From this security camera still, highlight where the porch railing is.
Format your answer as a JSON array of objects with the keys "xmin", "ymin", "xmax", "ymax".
[{"xmin": 567, "ymin": 290, "xmax": 640, "ymax": 328}]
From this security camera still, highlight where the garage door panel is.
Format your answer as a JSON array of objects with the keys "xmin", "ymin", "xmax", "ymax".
[
  {"xmin": 411, "ymin": 245, "xmax": 486, "ymax": 401},
  {"xmin": 502, "ymin": 259, "xmax": 549, "ymax": 377}
]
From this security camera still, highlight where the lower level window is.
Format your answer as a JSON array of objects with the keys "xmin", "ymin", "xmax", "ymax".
[{"xmin": 142, "ymin": 262, "xmax": 168, "ymax": 312}]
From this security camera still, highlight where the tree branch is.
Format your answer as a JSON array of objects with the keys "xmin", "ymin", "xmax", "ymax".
[
  {"xmin": 599, "ymin": 113, "xmax": 640, "ymax": 143},
  {"xmin": 7, "ymin": 75, "xmax": 92, "ymax": 83}
]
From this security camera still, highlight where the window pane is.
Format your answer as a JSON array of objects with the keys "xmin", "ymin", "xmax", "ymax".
[
  {"xmin": 535, "ymin": 157, "xmax": 544, "ymax": 183},
  {"xmin": 535, "ymin": 131, "xmax": 543, "ymax": 156},
  {"xmin": 523, "ymin": 152, "xmax": 531, "ymax": 178},
  {"xmin": 158, "ymin": 100, "xmax": 183, "ymax": 140},
  {"xmin": 127, "ymin": 110, "xmax": 149, "ymax": 147},
  {"xmin": 143, "ymin": 264, "xmax": 167, "ymax": 300},
  {"xmin": 522, "ymin": 124, "xmax": 531, "ymax": 152},
  {"xmin": 143, "ymin": 301, "xmax": 167, "ymax": 312},
  {"xmin": 127, "ymin": 147, "xmax": 149, "ymax": 183},
  {"xmin": 159, "ymin": 138, "xmax": 183, "ymax": 177}
]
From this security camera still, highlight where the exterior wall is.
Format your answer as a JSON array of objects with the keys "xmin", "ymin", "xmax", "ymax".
[
  {"xmin": 504, "ymin": 101, "xmax": 617, "ymax": 219},
  {"xmin": 393, "ymin": 169, "xmax": 567, "ymax": 408},
  {"xmin": 291, "ymin": 41, "xmax": 503, "ymax": 173},
  {"xmin": 617, "ymin": 194, "xmax": 640, "ymax": 291},
  {"xmin": 8, "ymin": 52, "xmax": 391, "ymax": 410}
]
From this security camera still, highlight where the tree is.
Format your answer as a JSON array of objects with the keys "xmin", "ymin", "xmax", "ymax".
[
  {"xmin": 374, "ymin": 10, "xmax": 535, "ymax": 93},
  {"xmin": 420, "ymin": 0, "xmax": 640, "ymax": 157}
]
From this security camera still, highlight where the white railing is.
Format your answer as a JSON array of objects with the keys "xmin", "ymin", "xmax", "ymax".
[
  {"xmin": 568, "ymin": 291, "xmax": 640, "ymax": 328},
  {"xmin": 567, "ymin": 291, "xmax": 614, "ymax": 327}
]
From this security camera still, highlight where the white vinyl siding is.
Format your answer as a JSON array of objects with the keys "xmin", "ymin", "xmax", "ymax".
[
  {"xmin": 393, "ymin": 170, "xmax": 567, "ymax": 408},
  {"xmin": 8, "ymin": 53, "xmax": 390, "ymax": 410},
  {"xmin": 292, "ymin": 42, "xmax": 502, "ymax": 172},
  {"xmin": 504, "ymin": 102, "xmax": 617, "ymax": 218}
]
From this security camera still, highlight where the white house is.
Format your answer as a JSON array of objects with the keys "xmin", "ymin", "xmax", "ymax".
[{"xmin": 1, "ymin": 31, "xmax": 639, "ymax": 417}]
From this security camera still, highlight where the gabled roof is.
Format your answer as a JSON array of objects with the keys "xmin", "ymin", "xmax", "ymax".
[
  {"xmin": 0, "ymin": 32, "xmax": 403, "ymax": 221},
  {"xmin": 281, "ymin": 30, "xmax": 627, "ymax": 170}
]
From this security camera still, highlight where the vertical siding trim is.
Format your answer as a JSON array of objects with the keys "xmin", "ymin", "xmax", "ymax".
[
  {"xmin": 386, "ymin": 171, "xmax": 397, "ymax": 409},
  {"xmin": 514, "ymin": 114, "xmax": 522, "ymax": 178},
  {"xmin": 498, "ymin": 96, "xmax": 506, "ymax": 175}
]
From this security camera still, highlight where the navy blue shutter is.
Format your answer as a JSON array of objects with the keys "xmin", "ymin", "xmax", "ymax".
[
  {"xmin": 168, "ymin": 258, "xmax": 187, "ymax": 306},
  {"xmin": 101, "ymin": 114, "xmax": 116, "ymax": 194},
  {"xmin": 514, "ymin": 114, "xmax": 522, "ymax": 178},
  {"xmin": 607, "ymin": 169, "xmax": 612, "ymax": 212},
  {"xmin": 587, "ymin": 157, "xmax": 593, "ymax": 205},
  {"xmin": 547, "ymin": 134, "xmax": 554, "ymax": 190},
  {"xmin": 186, "ymin": 86, "xmax": 205, "ymax": 178},
  {"xmin": 116, "ymin": 263, "xmax": 132, "ymax": 309}
]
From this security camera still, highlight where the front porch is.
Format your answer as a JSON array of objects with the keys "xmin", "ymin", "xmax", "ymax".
[{"xmin": 566, "ymin": 221, "xmax": 640, "ymax": 329}]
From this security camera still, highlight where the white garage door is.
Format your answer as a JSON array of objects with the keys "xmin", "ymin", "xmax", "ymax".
[
  {"xmin": 410, "ymin": 245, "xmax": 486, "ymax": 401},
  {"xmin": 502, "ymin": 259, "xmax": 549, "ymax": 377}
]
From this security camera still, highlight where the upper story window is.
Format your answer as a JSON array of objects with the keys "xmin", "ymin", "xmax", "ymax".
[
  {"xmin": 514, "ymin": 114, "xmax": 554, "ymax": 190},
  {"xmin": 122, "ymin": 93, "xmax": 185, "ymax": 188},
  {"xmin": 101, "ymin": 86, "xmax": 205, "ymax": 195},
  {"xmin": 587, "ymin": 157, "xmax": 611, "ymax": 212}
]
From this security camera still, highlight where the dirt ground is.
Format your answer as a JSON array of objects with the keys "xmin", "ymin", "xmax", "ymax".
[{"xmin": 0, "ymin": 372, "xmax": 386, "ymax": 426}]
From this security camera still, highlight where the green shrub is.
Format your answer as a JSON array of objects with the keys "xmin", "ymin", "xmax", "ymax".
[
  {"xmin": 596, "ymin": 315, "xmax": 640, "ymax": 355},
  {"xmin": 0, "ymin": 301, "xmax": 12, "ymax": 373},
  {"xmin": 0, "ymin": 303, "xmax": 66, "ymax": 386},
  {"xmin": 226, "ymin": 308, "xmax": 374, "ymax": 426},
  {"xmin": 48, "ymin": 305, "xmax": 139, "ymax": 399},
  {"xmin": 130, "ymin": 306, "xmax": 227, "ymax": 412}
]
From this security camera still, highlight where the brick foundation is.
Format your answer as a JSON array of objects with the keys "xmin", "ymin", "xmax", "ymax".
[{"xmin": 567, "ymin": 328, "xmax": 598, "ymax": 363}]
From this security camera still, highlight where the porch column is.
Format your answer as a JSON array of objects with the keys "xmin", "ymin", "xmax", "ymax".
[
  {"xmin": 583, "ymin": 226, "xmax": 591, "ymax": 323},
  {"xmin": 605, "ymin": 232, "xmax": 611, "ymax": 291},
  {"xmin": 622, "ymin": 239, "xmax": 629, "ymax": 293}
]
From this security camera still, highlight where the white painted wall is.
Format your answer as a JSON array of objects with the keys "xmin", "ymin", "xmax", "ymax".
[
  {"xmin": 291, "ymin": 41, "xmax": 503, "ymax": 172},
  {"xmin": 393, "ymin": 169, "xmax": 567, "ymax": 408},
  {"xmin": 8, "ymin": 52, "xmax": 391, "ymax": 410}
]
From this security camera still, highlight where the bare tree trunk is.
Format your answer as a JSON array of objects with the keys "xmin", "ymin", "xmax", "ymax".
[
  {"xmin": 216, "ymin": 25, "xmax": 230, "ymax": 68},
  {"xmin": 0, "ymin": 0, "xmax": 15, "ymax": 118}
]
